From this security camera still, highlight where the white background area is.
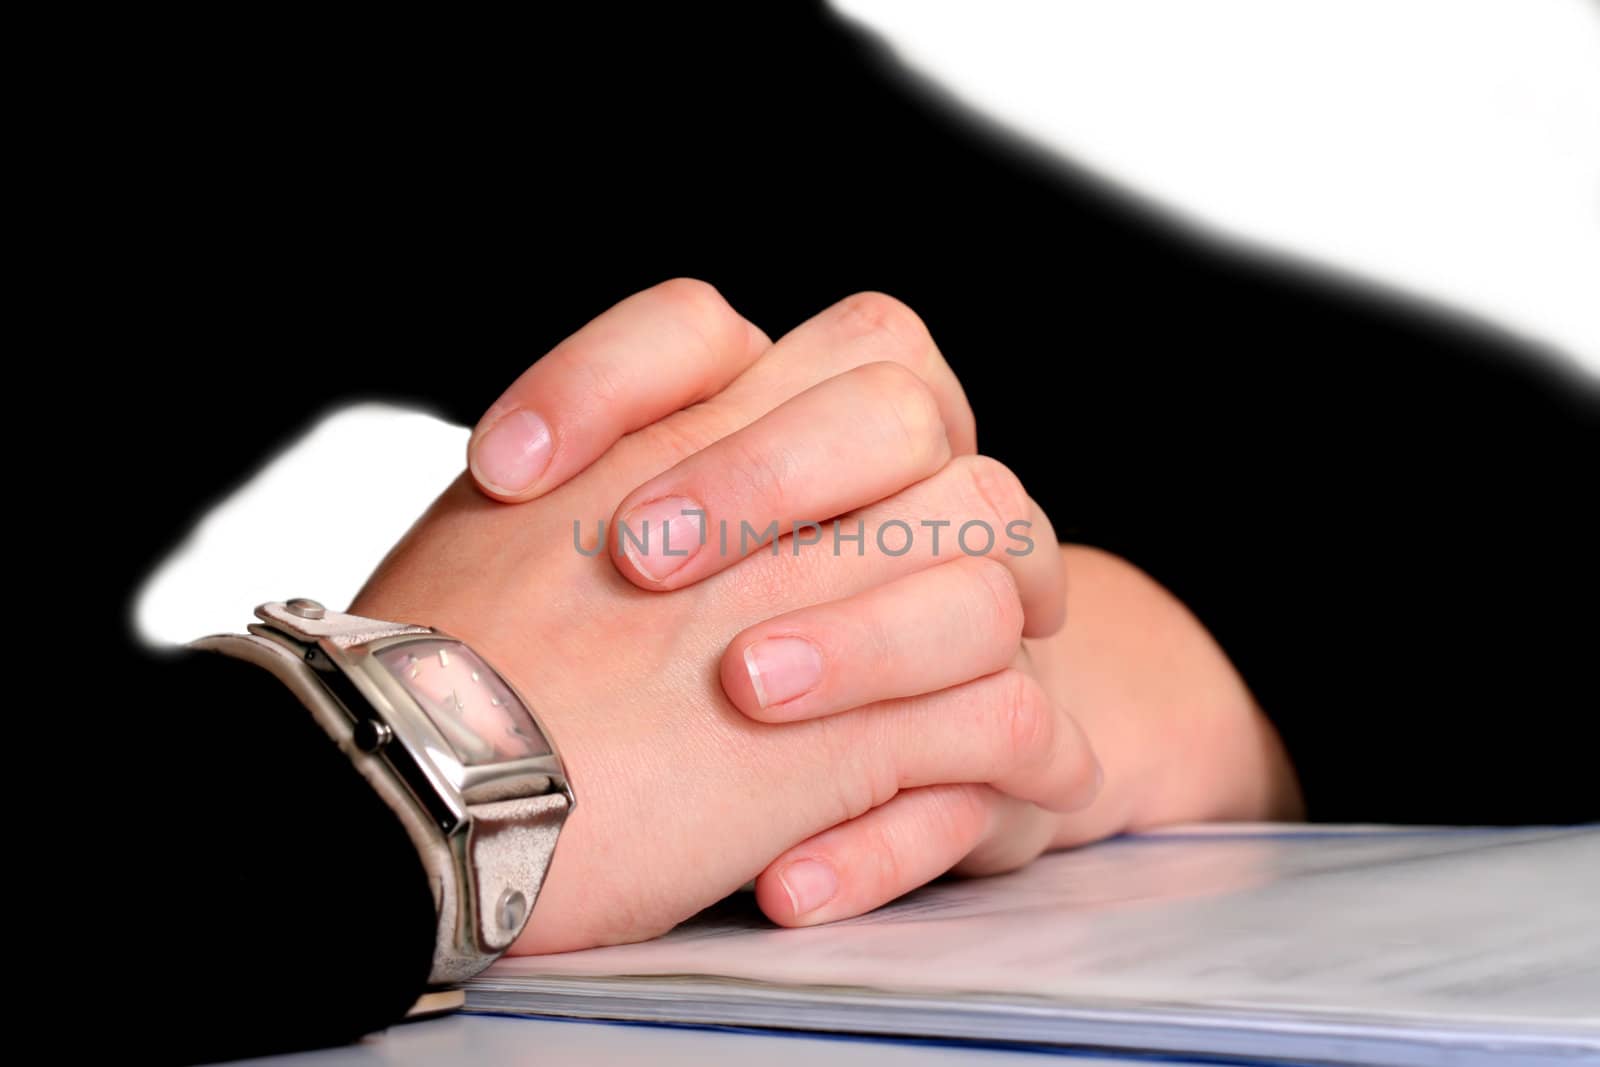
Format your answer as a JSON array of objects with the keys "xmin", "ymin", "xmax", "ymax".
[
  {"xmin": 137, "ymin": 2, "xmax": 1600, "ymax": 645},
  {"xmin": 832, "ymin": 0, "xmax": 1600, "ymax": 374},
  {"xmin": 135, "ymin": 406, "xmax": 471, "ymax": 645}
]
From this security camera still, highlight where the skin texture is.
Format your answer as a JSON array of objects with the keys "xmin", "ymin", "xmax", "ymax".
[
  {"xmin": 744, "ymin": 545, "xmax": 1305, "ymax": 926},
  {"xmin": 354, "ymin": 279, "xmax": 1301, "ymax": 952}
]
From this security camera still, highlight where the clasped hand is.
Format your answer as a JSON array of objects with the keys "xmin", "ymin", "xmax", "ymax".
[{"xmin": 352, "ymin": 280, "xmax": 1299, "ymax": 955}]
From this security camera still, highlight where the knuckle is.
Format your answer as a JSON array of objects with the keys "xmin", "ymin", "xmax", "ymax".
[
  {"xmin": 649, "ymin": 276, "xmax": 747, "ymax": 359},
  {"xmin": 820, "ymin": 716, "xmax": 899, "ymax": 822},
  {"xmin": 854, "ymin": 361, "xmax": 946, "ymax": 467},
  {"xmin": 959, "ymin": 455, "xmax": 1031, "ymax": 536},
  {"xmin": 864, "ymin": 725, "xmax": 904, "ymax": 810},
  {"xmin": 993, "ymin": 668, "xmax": 1054, "ymax": 770},
  {"xmin": 962, "ymin": 556, "xmax": 1024, "ymax": 642},
  {"xmin": 831, "ymin": 776, "xmax": 879, "ymax": 828},
  {"xmin": 650, "ymin": 276, "xmax": 732, "ymax": 322},
  {"xmin": 834, "ymin": 291, "xmax": 933, "ymax": 358},
  {"xmin": 829, "ymin": 292, "xmax": 970, "ymax": 450},
  {"xmin": 978, "ymin": 671, "xmax": 1095, "ymax": 813}
]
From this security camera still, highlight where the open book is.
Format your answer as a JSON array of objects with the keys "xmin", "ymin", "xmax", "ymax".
[{"xmin": 469, "ymin": 825, "xmax": 1599, "ymax": 1066}]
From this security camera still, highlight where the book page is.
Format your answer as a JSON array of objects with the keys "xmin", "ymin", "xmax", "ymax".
[{"xmin": 487, "ymin": 826, "xmax": 1600, "ymax": 1028}]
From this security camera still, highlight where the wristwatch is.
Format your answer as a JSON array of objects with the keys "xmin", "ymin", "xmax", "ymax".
[{"xmin": 192, "ymin": 599, "xmax": 574, "ymax": 986}]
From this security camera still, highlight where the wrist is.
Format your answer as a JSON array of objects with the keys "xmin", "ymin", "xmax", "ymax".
[{"xmin": 1032, "ymin": 545, "xmax": 1303, "ymax": 849}]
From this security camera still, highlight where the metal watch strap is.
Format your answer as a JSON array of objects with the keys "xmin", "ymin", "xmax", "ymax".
[
  {"xmin": 200, "ymin": 602, "xmax": 570, "ymax": 984},
  {"xmin": 255, "ymin": 598, "xmax": 432, "ymax": 647}
]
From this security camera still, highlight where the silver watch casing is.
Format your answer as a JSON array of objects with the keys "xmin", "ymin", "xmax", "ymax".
[{"xmin": 191, "ymin": 601, "xmax": 573, "ymax": 986}]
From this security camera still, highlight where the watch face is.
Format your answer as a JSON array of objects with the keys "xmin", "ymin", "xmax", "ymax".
[{"xmin": 376, "ymin": 639, "xmax": 550, "ymax": 765}]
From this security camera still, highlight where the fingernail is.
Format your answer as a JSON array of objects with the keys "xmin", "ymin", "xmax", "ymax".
[
  {"xmin": 618, "ymin": 496, "xmax": 705, "ymax": 581},
  {"xmin": 743, "ymin": 637, "xmax": 824, "ymax": 708},
  {"xmin": 471, "ymin": 409, "xmax": 552, "ymax": 495},
  {"xmin": 778, "ymin": 858, "xmax": 838, "ymax": 917}
]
